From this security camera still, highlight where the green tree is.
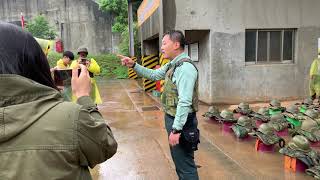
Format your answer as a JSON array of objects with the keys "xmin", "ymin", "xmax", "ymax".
[
  {"xmin": 98, "ymin": 0, "xmax": 142, "ymax": 33},
  {"xmin": 99, "ymin": 0, "xmax": 142, "ymax": 56},
  {"xmin": 26, "ymin": 15, "xmax": 57, "ymax": 40},
  {"xmin": 99, "ymin": 0, "xmax": 128, "ymax": 33},
  {"xmin": 118, "ymin": 24, "xmax": 141, "ymax": 56}
]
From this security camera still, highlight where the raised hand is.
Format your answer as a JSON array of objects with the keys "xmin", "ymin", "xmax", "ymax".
[
  {"xmin": 71, "ymin": 64, "xmax": 91, "ymax": 98},
  {"xmin": 117, "ymin": 54, "xmax": 135, "ymax": 68}
]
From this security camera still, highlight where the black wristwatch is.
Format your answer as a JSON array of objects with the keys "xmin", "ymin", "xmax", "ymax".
[{"xmin": 172, "ymin": 128, "xmax": 182, "ymax": 134}]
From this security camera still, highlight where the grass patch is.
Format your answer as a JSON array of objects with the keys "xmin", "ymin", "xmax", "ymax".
[{"xmin": 47, "ymin": 52, "xmax": 128, "ymax": 79}]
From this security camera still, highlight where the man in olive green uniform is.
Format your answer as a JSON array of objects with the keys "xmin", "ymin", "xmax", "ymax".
[{"xmin": 118, "ymin": 30, "xmax": 199, "ymax": 179}]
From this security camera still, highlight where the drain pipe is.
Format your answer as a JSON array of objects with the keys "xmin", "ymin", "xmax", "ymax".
[{"xmin": 128, "ymin": 0, "xmax": 135, "ymax": 57}]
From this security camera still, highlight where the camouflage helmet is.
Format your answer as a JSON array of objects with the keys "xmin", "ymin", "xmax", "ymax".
[
  {"xmin": 303, "ymin": 97, "xmax": 314, "ymax": 105},
  {"xmin": 304, "ymin": 109, "xmax": 319, "ymax": 119},
  {"xmin": 286, "ymin": 105, "xmax": 299, "ymax": 114},
  {"xmin": 270, "ymin": 114, "xmax": 285, "ymax": 122},
  {"xmin": 220, "ymin": 110, "xmax": 234, "ymax": 119},
  {"xmin": 237, "ymin": 116, "xmax": 252, "ymax": 127},
  {"xmin": 288, "ymin": 135, "xmax": 311, "ymax": 152},
  {"xmin": 301, "ymin": 120, "xmax": 318, "ymax": 132},
  {"xmin": 77, "ymin": 47, "xmax": 88, "ymax": 55},
  {"xmin": 258, "ymin": 123, "xmax": 274, "ymax": 135},
  {"xmin": 270, "ymin": 99, "xmax": 281, "ymax": 108},
  {"xmin": 257, "ymin": 107, "xmax": 269, "ymax": 116},
  {"xmin": 238, "ymin": 102, "xmax": 250, "ymax": 110},
  {"xmin": 208, "ymin": 106, "xmax": 219, "ymax": 114}
]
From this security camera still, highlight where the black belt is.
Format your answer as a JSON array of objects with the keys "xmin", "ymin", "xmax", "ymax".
[
  {"xmin": 165, "ymin": 112, "xmax": 196, "ymax": 119},
  {"xmin": 165, "ymin": 112, "xmax": 197, "ymax": 128}
]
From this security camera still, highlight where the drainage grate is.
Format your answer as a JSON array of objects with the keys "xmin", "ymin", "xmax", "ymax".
[{"xmin": 141, "ymin": 106, "xmax": 160, "ymax": 111}]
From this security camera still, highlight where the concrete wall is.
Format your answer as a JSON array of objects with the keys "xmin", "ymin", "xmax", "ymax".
[
  {"xmin": 170, "ymin": 0, "xmax": 320, "ymax": 104},
  {"xmin": 139, "ymin": 8, "xmax": 160, "ymax": 42},
  {"xmin": 139, "ymin": 7, "xmax": 160, "ymax": 56},
  {"xmin": 185, "ymin": 30, "xmax": 212, "ymax": 103},
  {"xmin": 143, "ymin": 38, "xmax": 159, "ymax": 55},
  {"xmin": 0, "ymin": 0, "xmax": 117, "ymax": 54}
]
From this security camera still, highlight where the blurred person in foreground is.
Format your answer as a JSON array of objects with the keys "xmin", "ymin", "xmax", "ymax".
[{"xmin": 0, "ymin": 22, "xmax": 117, "ymax": 179}]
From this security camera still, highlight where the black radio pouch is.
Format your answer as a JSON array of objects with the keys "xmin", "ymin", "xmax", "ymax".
[{"xmin": 179, "ymin": 113, "xmax": 200, "ymax": 152}]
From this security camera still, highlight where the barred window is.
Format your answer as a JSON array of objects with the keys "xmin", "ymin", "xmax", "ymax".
[{"xmin": 245, "ymin": 29, "xmax": 296, "ymax": 64}]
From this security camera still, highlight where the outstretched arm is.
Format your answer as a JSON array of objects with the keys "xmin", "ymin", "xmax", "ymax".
[{"xmin": 117, "ymin": 54, "xmax": 168, "ymax": 81}]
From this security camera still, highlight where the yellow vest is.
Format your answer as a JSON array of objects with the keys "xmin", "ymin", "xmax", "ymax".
[
  {"xmin": 310, "ymin": 58, "xmax": 320, "ymax": 77},
  {"xmin": 56, "ymin": 59, "xmax": 69, "ymax": 69},
  {"xmin": 70, "ymin": 59, "xmax": 102, "ymax": 104}
]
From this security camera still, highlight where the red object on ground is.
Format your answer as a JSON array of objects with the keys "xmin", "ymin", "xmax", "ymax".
[
  {"xmin": 222, "ymin": 122, "xmax": 233, "ymax": 133},
  {"xmin": 311, "ymin": 141, "xmax": 320, "ymax": 147},
  {"xmin": 284, "ymin": 156, "xmax": 308, "ymax": 172},
  {"xmin": 255, "ymin": 120, "xmax": 264, "ymax": 128},
  {"xmin": 155, "ymin": 65, "xmax": 161, "ymax": 91},
  {"xmin": 55, "ymin": 39, "xmax": 63, "ymax": 53},
  {"xmin": 255, "ymin": 139, "xmax": 274, "ymax": 152}
]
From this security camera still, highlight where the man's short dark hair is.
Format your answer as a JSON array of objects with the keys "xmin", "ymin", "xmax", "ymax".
[
  {"xmin": 63, "ymin": 51, "xmax": 74, "ymax": 60},
  {"xmin": 163, "ymin": 30, "xmax": 186, "ymax": 50}
]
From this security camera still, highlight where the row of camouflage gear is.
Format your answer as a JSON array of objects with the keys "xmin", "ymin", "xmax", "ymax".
[
  {"xmin": 202, "ymin": 101, "xmax": 287, "ymax": 147},
  {"xmin": 203, "ymin": 98, "xmax": 320, "ymax": 143},
  {"xmin": 289, "ymin": 97, "xmax": 320, "ymax": 145},
  {"xmin": 202, "ymin": 98, "xmax": 320, "ymax": 178},
  {"xmin": 280, "ymin": 135, "xmax": 320, "ymax": 179}
]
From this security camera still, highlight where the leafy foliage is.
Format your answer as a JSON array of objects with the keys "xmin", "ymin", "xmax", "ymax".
[
  {"xmin": 47, "ymin": 51, "xmax": 61, "ymax": 67},
  {"xmin": 99, "ymin": 0, "xmax": 128, "ymax": 33},
  {"xmin": 26, "ymin": 15, "xmax": 57, "ymax": 40},
  {"xmin": 99, "ymin": 0, "xmax": 142, "ymax": 57},
  {"xmin": 118, "ymin": 24, "xmax": 141, "ymax": 57}
]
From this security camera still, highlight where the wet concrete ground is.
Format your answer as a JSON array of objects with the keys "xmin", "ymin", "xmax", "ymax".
[{"xmin": 91, "ymin": 79, "xmax": 314, "ymax": 180}]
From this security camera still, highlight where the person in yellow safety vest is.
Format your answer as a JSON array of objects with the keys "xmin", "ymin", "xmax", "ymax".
[
  {"xmin": 56, "ymin": 51, "xmax": 74, "ymax": 69},
  {"xmin": 309, "ymin": 51, "xmax": 320, "ymax": 100},
  {"xmin": 70, "ymin": 47, "xmax": 102, "ymax": 104},
  {"xmin": 50, "ymin": 51, "xmax": 75, "ymax": 101},
  {"xmin": 50, "ymin": 51, "xmax": 74, "ymax": 72}
]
